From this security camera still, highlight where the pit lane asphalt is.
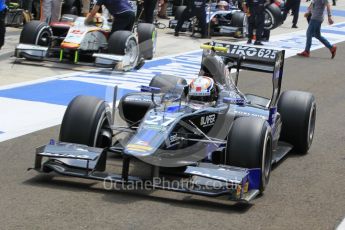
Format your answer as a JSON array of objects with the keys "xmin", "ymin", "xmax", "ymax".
[{"xmin": 1, "ymin": 7, "xmax": 345, "ymax": 230}]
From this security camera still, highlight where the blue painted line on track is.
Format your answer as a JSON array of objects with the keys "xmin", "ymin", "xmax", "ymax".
[
  {"xmin": 0, "ymin": 80, "xmax": 134, "ymax": 106},
  {"xmin": 0, "ymin": 131, "xmax": 4, "ymax": 134},
  {"xmin": 70, "ymin": 75, "xmax": 150, "ymax": 84},
  {"xmin": 139, "ymin": 58, "xmax": 172, "ymax": 68},
  {"xmin": 322, "ymin": 29, "xmax": 345, "ymax": 35},
  {"xmin": 332, "ymin": 23, "xmax": 345, "ymax": 28}
]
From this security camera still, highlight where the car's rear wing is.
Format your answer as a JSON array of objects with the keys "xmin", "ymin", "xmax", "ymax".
[
  {"xmin": 201, "ymin": 41, "xmax": 285, "ymax": 73},
  {"xmin": 201, "ymin": 41, "xmax": 285, "ymax": 107}
]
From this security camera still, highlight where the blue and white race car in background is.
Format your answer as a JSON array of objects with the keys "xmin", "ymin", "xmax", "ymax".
[{"xmin": 169, "ymin": 1, "xmax": 283, "ymax": 38}]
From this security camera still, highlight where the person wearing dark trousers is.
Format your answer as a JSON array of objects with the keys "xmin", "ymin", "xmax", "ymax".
[
  {"xmin": 21, "ymin": 0, "xmax": 34, "ymax": 23},
  {"xmin": 283, "ymin": 0, "xmax": 301, "ymax": 28},
  {"xmin": 32, "ymin": 0, "xmax": 40, "ymax": 19},
  {"xmin": 143, "ymin": 0, "xmax": 158, "ymax": 23},
  {"xmin": 85, "ymin": 0, "xmax": 135, "ymax": 34},
  {"xmin": 262, "ymin": 29, "xmax": 270, "ymax": 41},
  {"xmin": 175, "ymin": 0, "xmax": 207, "ymax": 38},
  {"xmin": 0, "ymin": 0, "xmax": 6, "ymax": 50},
  {"xmin": 22, "ymin": 0, "xmax": 34, "ymax": 13},
  {"xmin": 243, "ymin": 0, "xmax": 265, "ymax": 45}
]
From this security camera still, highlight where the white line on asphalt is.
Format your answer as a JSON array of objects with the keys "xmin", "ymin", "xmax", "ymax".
[
  {"xmin": 336, "ymin": 217, "xmax": 345, "ymax": 230},
  {"xmin": 0, "ymin": 98, "xmax": 66, "ymax": 142}
]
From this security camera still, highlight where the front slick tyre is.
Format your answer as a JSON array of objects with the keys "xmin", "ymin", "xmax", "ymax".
[
  {"xmin": 225, "ymin": 117, "xmax": 273, "ymax": 193},
  {"xmin": 59, "ymin": 95, "xmax": 113, "ymax": 148}
]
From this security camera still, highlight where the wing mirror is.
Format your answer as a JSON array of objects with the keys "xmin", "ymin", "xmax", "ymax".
[
  {"xmin": 223, "ymin": 97, "xmax": 245, "ymax": 105},
  {"xmin": 140, "ymin": 85, "xmax": 161, "ymax": 93}
]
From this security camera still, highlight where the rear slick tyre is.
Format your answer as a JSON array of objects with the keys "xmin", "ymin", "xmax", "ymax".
[{"xmin": 278, "ymin": 91, "xmax": 316, "ymax": 154}]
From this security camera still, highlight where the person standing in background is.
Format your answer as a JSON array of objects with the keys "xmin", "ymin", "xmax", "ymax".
[
  {"xmin": 175, "ymin": 0, "xmax": 207, "ymax": 38},
  {"xmin": 22, "ymin": 0, "xmax": 34, "ymax": 13},
  {"xmin": 282, "ymin": 0, "xmax": 301, "ymax": 28},
  {"xmin": 40, "ymin": 0, "xmax": 62, "ymax": 23},
  {"xmin": 143, "ymin": 0, "xmax": 158, "ymax": 23},
  {"xmin": 85, "ymin": 0, "xmax": 135, "ymax": 34},
  {"xmin": 243, "ymin": 0, "xmax": 266, "ymax": 45},
  {"xmin": 82, "ymin": 0, "xmax": 90, "ymax": 16},
  {"xmin": 297, "ymin": 0, "xmax": 336, "ymax": 58},
  {"xmin": 0, "ymin": 0, "xmax": 6, "ymax": 50},
  {"xmin": 158, "ymin": 0, "xmax": 169, "ymax": 19},
  {"xmin": 21, "ymin": 0, "xmax": 34, "ymax": 23}
]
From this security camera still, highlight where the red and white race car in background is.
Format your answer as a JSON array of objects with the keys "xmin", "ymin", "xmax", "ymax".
[{"xmin": 15, "ymin": 14, "xmax": 157, "ymax": 71}]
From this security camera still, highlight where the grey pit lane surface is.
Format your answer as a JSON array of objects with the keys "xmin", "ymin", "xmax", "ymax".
[{"xmin": 0, "ymin": 41, "xmax": 345, "ymax": 229}]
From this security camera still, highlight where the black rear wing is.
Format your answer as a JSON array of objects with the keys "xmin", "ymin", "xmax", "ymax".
[
  {"xmin": 201, "ymin": 41, "xmax": 285, "ymax": 73},
  {"xmin": 200, "ymin": 41, "xmax": 285, "ymax": 107}
]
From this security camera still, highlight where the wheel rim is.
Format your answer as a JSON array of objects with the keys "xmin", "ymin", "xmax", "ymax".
[
  {"xmin": 36, "ymin": 28, "xmax": 51, "ymax": 46},
  {"xmin": 264, "ymin": 10, "xmax": 274, "ymax": 30},
  {"xmin": 152, "ymin": 30, "xmax": 157, "ymax": 54},
  {"xmin": 307, "ymin": 103, "xmax": 316, "ymax": 148},
  {"xmin": 126, "ymin": 38, "xmax": 139, "ymax": 66},
  {"xmin": 262, "ymin": 130, "xmax": 272, "ymax": 183},
  {"xmin": 242, "ymin": 15, "xmax": 248, "ymax": 38},
  {"xmin": 93, "ymin": 112, "xmax": 112, "ymax": 148}
]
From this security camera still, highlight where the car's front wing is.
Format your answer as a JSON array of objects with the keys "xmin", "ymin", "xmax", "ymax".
[
  {"xmin": 15, "ymin": 44, "xmax": 141, "ymax": 71},
  {"xmin": 30, "ymin": 142, "xmax": 261, "ymax": 203}
]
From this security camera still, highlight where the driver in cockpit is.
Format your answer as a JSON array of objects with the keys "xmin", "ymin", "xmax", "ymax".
[{"xmin": 187, "ymin": 76, "xmax": 219, "ymax": 108}]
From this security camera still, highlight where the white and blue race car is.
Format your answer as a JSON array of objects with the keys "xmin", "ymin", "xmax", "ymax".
[{"xmin": 15, "ymin": 13, "xmax": 156, "ymax": 71}]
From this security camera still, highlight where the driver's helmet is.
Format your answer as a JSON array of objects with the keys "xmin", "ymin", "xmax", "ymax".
[
  {"xmin": 93, "ymin": 13, "xmax": 103, "ymax": 27},
  {"xmin": 217, "ymin": 1, "xmax": 229, "ymax": 10},
  {"xmin": 188, "ymin": 76, "xmax": 218, "ymax": 103}
]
